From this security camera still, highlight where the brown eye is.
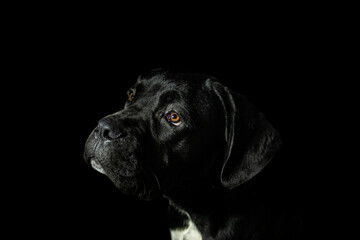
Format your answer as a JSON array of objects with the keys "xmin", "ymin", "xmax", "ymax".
[
  {"xmin": 128, "ymin": 92, "xmax": 135, "ymax": 102},
  {"xmin": 166, "ymin": 112, "xmax": 181, "ymax": 126},
  {"xmin": 170, "ymin": 113, "xmax": 179, "ymax": 122}
]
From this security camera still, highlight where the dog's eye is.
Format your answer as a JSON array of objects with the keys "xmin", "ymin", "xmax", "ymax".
[
  {"xmin": 128, "ymin": 91, "xmax": 135, "ymax": 102},
  {"xmin": 166, "ymin": 112, "xmax": 181, "ymax": 126}
]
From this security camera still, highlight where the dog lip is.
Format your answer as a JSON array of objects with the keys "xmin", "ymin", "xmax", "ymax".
[{"xmin": 90, "ymin": 157, "xmax": 106, "ymax": 175}]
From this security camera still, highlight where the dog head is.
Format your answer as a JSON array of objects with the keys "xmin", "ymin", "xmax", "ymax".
[{"xmin": 84, "ymin": 71, "xmax": 281, "ymax": 200}]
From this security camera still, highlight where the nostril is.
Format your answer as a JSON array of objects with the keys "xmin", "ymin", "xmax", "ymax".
[
  {"xmin": 102, "ymin": 127, "xmax": 126, "ymax": 140},
  {"xmin": 102, "ymin": 129, "xmax": 111, "ymax": 139},
  {"xmin": 98, "ymin": 118, "xmax": 127, "ymax": 140}
]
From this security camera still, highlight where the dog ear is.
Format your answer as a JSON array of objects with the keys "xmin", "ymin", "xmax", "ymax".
[{"xmin": 209, "ymin": 80, "xmax": 281, "ymax": 189}]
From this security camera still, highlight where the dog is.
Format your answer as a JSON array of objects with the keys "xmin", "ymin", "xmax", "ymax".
[{"xmin": 84, "ymin": 71, "xmax": 300, "ymax": 239}]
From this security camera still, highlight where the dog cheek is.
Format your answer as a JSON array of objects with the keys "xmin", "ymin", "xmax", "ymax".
[
  {"xmin": 174, "ymin": 137, "xmax": 191, "ymax": 157},
  {"xmin": 116, "ymin": 154, "xmax": 139, "ymax": 177}
]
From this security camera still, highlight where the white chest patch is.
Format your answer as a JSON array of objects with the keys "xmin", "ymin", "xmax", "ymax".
[
  {"xmin": 169, "ymin": 208, "xmax": 202, "ymax": 240},
  {"xmin": 170, "ymin": 219, "xmax": 202, "ymax": 240}
]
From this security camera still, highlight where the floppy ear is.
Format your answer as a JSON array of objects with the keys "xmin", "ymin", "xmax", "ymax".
[{"xmin": 209, "ymin": 80, "xmax": 281, "ymax": 189}]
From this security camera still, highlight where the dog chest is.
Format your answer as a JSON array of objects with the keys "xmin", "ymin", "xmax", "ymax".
[{"xmin": 170, "ymin": 219, "xmax": 202, "ymax": 240}]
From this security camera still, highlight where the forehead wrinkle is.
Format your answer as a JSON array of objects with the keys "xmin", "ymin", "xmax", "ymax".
[
  {"xmin": 135, "ymin": 74, "xmax": 209, "ymax": 123},
  {"xmin": 135, "ymin": 81, "xmax": 177, "ymax": 101},
  {"xmin": 135, "ymin": 79, "xmax": 186, "ymax": 108}
]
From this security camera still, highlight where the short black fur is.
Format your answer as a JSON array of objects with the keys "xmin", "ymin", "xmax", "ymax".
[{"xmin": 84, "ymin": 70, "xmax": 301, "ymax": 239}]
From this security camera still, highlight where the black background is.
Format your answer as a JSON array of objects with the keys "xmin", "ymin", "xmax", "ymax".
[{"xmin": 6, "ymin": 8, "xmax": 346, "ymax": 239}]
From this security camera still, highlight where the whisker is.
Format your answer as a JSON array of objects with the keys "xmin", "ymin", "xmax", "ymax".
[{"xmin": 153, "ymin": 172, "xmax": 161, "ymax": 191}]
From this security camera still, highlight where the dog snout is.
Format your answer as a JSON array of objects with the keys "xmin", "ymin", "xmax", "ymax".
[{"xmin": 97, "ymin": 117, "xmax": 127, "ymax": 140}]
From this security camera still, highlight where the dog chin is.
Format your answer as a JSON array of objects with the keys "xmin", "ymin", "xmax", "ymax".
[
  {"xmin": 88, "ymin": 157, "xmax": 160, "ymax": 201},
  {"xmin": 112, "ymin": 175, "xmax": 161, "ymax": 201},
  {"xmin": 135, "ymin": 184, "xmax": 160, "ymax": 201}
]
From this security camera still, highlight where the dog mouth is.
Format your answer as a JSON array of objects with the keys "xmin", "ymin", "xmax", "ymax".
[
  {"xmin": 84, "ymin": 157, "xmax": 162, "ymax": 201},
  {"xmin": 89, "ymin": 157, "xmax": 106, "ymax": 174}
]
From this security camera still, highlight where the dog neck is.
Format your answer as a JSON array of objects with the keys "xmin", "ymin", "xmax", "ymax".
[
  {"xmin": 164, "ymin": 182, "xmax": 263, "ymax": 239},
  {"xmin": 166, "ymin": 182, "xmax": 257, "ymax": 209}
]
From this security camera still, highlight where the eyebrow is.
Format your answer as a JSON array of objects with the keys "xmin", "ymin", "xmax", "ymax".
[{"xmin": 159, "ymin": 90, "xmax": 181, "ymax": 104}]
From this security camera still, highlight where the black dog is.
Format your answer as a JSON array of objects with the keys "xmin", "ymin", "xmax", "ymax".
[{"xmin": 84, "ymin": 71, "xmax": 298, "ymax": 239}]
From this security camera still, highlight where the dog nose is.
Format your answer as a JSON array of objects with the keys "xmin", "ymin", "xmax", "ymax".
[{"xmin": 97, "ymin": 118, "xmax": 126, "ymax": 140}]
